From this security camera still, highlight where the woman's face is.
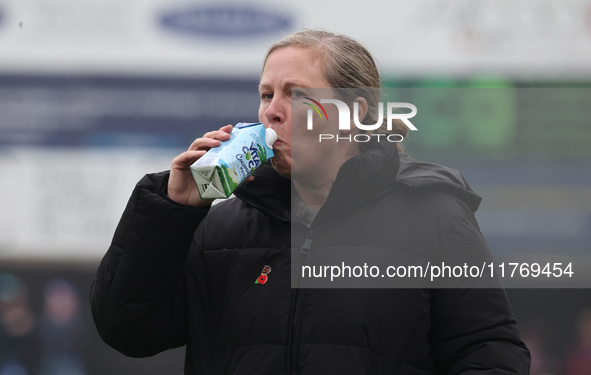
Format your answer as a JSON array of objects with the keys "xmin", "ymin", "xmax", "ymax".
[{"xmin": 258, "ymin": 46, "xmax": 339, "ymax": 180}]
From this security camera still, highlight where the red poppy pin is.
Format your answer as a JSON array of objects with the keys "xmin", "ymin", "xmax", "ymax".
[{"xmin": 254, "ymin": 265, "xmax": 272, "ymax": 285}]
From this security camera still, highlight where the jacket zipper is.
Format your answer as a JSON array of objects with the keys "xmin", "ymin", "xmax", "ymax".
[{"xmin": 287, "ymin": 227, "xmax": 313, "ymax": 374}]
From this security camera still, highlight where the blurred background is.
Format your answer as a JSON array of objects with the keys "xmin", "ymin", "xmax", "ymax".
[{"xmin": 1, "ymin": 0, "xmax": 590, "ymax": 374}]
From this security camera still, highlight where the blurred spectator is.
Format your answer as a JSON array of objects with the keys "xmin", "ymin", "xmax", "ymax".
[
  {"xmin": 0, "ymin": 273, "xmax": 37, "ymax": 375},
  {"xmin": 37, "ymin": 278, "xmax": 86, "ymax": 375},
  {"xmin": 564, "ymin": 308, "xmax": 591, "ymax": 375},
  {"xmin": 521, "ymin": 318, "xmax": 558, "ymax": 375},
  {"xmin": 0, "ymin": 361, "xmax": 29, "ymax": 375}
]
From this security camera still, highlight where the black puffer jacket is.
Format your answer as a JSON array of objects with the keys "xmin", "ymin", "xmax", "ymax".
[{"xmin": 91, "ymin": 143, "xmax": 530, "ymax": 374}]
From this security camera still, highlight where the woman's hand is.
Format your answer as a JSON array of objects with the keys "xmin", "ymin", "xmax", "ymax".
[{"xmin": 167, "ymin": 124, "xmax": 234, "ymax": 207}]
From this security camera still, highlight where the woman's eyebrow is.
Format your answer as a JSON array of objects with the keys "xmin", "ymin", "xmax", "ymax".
[
  {"xmin": 259, "ymin": 80, "xmax": 308, "ymax": 93},
  {"xmin": 284, "ymin": 80, "xmax": 307, "ymax": 89},
  {"xmin": 258, "ymin": 83, "xmax": 269, "ymax": 93}
]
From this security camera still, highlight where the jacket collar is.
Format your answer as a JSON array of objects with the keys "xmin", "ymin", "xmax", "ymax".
[
  {"xmin": 234, "ymin": 161, "xmax": 292, "ymax": 222},
  {"xmin": 317, "ymin": 142, "xmax": 401, "ymax": 220},
  {"xmin": 234, "ymin": 142, "xmax": 401, "ymax": 222},
  {"xmin": 396, "ymin": 153, "xmax": 482, "ymax": 212},
  {"xmin": 234, "ymin": 142, "xmax": 483, "ymax": 221}
]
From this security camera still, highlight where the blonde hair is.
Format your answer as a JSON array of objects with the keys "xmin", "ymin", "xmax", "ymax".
[{"xmin": 263, "ymin": 29, "xmax": 408, "ymax": 152}]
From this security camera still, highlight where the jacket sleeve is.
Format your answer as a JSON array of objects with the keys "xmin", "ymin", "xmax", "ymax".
[
  {"xmin": 430, "ymin": 204, "xmax": 531, "ymax": 374},
  {"xmin": 90, "ymin": 171, "xmax": 209, "ymax": 357}
]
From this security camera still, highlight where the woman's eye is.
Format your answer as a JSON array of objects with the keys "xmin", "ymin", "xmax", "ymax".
[{"xmin": 290, "ymin": 89, "xmax": 305, "ymax": 98}]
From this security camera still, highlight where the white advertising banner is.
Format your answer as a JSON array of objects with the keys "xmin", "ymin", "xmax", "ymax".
[
  {"xmin": 0, "ymin": 0, "xmax": 590, "ymax": 77},
  {"xmin": 0, "ymin": 148, "xmax": 176, "ymax": 262}
]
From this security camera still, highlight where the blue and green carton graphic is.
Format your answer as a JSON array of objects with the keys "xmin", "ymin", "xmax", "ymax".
[{"xmin": 190, "ymin": 123, "xmax": 277, "ymax": 199}]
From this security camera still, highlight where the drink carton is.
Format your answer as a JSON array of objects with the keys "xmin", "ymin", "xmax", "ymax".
[{"xmin": 190, "ymin": 123, "xmax": 277, "ymax": 199}]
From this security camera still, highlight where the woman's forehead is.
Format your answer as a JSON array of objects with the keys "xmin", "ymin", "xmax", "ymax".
[{"xmin": 260, "ymin": 47, "xmax": 328, "ymax": 88}]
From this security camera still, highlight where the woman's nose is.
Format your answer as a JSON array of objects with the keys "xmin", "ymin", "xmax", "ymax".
[{"xmin": 264, "ymin": 96, "xmax": 287, "ymax": 126}]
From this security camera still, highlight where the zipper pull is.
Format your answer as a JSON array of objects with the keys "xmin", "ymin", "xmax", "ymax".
[{"xmin": 300, "ymin": 230, "xmax": 313, "ymax": 254}]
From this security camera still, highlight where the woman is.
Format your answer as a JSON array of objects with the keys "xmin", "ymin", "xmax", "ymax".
[{"xmin": 91, "ymin": 29, "xmax": 530, "ymax": 374}]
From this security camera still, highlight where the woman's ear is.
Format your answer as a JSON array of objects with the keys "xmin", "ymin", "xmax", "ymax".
[{"xmin": 339, "ymin": 97, "xmax": 369, "ymax": 136}]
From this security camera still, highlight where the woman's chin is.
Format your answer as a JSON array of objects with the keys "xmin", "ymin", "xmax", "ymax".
[{"xmin": 271, "ymin": 158, "xmax": 291, "ymax": 179}]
